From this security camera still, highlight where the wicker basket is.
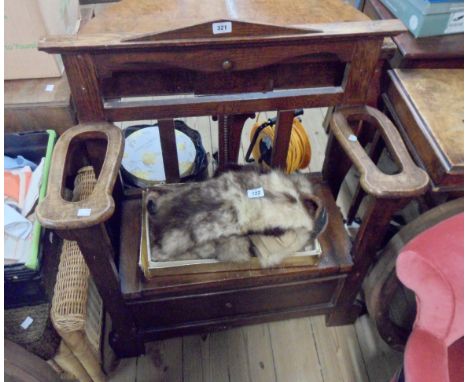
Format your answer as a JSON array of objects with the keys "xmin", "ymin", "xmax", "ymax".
[{"xmin": 51, "ymin": 167, "xmax": 105, "ymax": 382}]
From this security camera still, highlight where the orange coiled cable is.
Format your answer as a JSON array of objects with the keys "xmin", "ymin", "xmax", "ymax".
[{"xmin": 249, "ymin": 117, "xmax": 311, "ymax": 174}]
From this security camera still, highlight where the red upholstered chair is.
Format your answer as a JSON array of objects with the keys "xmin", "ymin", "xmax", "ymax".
[{"xmin": 395, "ymin": 213, "xmax": 464, "ymax": 382}]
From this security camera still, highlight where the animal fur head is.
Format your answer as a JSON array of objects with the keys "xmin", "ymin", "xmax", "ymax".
[{"xmin": 145, "ymin": 167, "xmax": 327, "ymax": 266}]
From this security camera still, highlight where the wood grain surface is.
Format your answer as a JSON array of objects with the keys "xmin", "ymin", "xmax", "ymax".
[
  {"xmin": 330, "ymin": 105, "xmax": 429, "ymax": 198},
  {"xmin": 37, "ymin": 123, "xmax": 124, "ymax": 230},
  {"xmin": 79, "ymin": 0, "xmax": 369, "ymax": 36},
  {"xmin": 385, "ymin": 69, "xmax": 464, "ymax": 190},
  {"xmin": 393, "ymin": 69, "xmax": 463, "ymax": 169}
]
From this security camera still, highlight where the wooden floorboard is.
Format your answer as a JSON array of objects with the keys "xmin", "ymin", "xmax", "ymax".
[
  {"xmin": 107, "ymin": 358, "xmax": 137, "ymax": 382},
  {"xmin": 354, "ymin": 315, "xmax": 402, "ymax": 382},
  {"xmin": 309, "ymin": 316, "xmax": 345, "ymax": 382},
  {"xmin": 332, "ymin": 323, "xmax": 371, "ymax": 382},
  {"xmin": 135, "ymin": 339, "xmax": 183, "ymax": 382},
  {"xmin": 220, "ymin": 328, "xmax": 252, "ymax": 382},
  {"xmin": 108, "ymin": 108, "xmax": 403, "ymax": 382},
  {"xmin": 108, "ymin": 315, "xmax": 401, "ymax": 382},
  {"xmin": 269, "ymin": 318, "xmax": 323, "ymax": 382},
  {"xmin": 242, "ymin": 323, "xmax": 277, "ymax": 382},
  {"xmin": 182, "ymin": 335, "xmax": 207, "ymax": 382}
]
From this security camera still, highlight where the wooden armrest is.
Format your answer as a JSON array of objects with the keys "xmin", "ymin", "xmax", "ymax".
[
  {"xmin": 330, "ymin": 105, "xmax": 429, "ymax": 198},
  {"xmin": 37, "ymin": 123, "xmax": 124, "ymax": 230}
]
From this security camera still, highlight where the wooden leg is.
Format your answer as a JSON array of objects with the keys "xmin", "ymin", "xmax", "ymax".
[
  {"xmin": 366, "ymin": 59, "xmax": 385, "ymax": 108},
  {"xmin": 159, "ymin": 118, "xmax": 180, "ymax": 183},
  {"xmin": 346, "ymin": 187, "xmax": 366, "ymax": 225},
  {"xmin": 217, "ymin": 113, "xmax": 254, "ymax": 170},
  {"xmin": 109, "ymin": 330, "xmax": 144, "ymax": 358},
  {"xmin": 217, "ymin": 114, "xmax": 231, "ymax": 171},
  {"xmin": 59, "ymin": 225, "xmax": 144, "ymax": 357},
  {"xmin": 227, "ymin": 113, "xmax": 255, "ymax": 164},
  {"xmin": 62, "ymin": 54, "xmax": 105, "ymax": 123},
  {"xmin": 327, "ymin": 197, "xmax": 409, "ymax": 326},
  {"xmin": 346, "ymin": 131, "xmax": 385, "ymax": 224},
  {"xmin": 322, "ymin": 107, "xmax": 334, "ymax": 133},
  {"xmin": 327, "ymin": 303, "xmax": 364, "ymax": 327},
  {"xmin": 323, "ymin": 115, "xmax": 373, "ymax": 201},
  {"xmin": 271, "ymin": 110, "xmax": 295, "ymax": 170},
  {"xmin": 322, "ymin": 134, "xmax": 353, "ymax": 199},
  {"xmin": 342, "ymin": 39, "xmax": 382, "ymax": 104}
]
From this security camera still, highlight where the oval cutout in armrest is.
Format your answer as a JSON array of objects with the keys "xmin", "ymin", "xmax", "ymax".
[
  {"xmin": 37, "ymin": 123, "xmax": 124, "ymax": 230},
  {"xmin": 330, "ymin": 105, "xmax": 429, "ymax": 198}
]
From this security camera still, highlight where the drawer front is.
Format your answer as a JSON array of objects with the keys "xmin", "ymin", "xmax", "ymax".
[
  {"xmin": 101, "ymin": 60, "xmax": 345, "ymax": 99},
  {"xmin": 97, "ymin": 45, "xmax": 349, "ymax": 99},
  {"xmin": 193, "ymin": 60, "xmax": 345, "ymax": 95},
  {"xmin": 130, "ymin": 276, "xmax": 343, "ymax": 328},
  {"xmin": 95, "ymin": 43, "xmax": 352, "ymax": 75}
]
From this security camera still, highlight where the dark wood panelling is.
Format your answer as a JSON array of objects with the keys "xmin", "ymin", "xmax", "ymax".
[{"xmin": 131, "ymin": 276, "xmax": 343, "ymax": 328}]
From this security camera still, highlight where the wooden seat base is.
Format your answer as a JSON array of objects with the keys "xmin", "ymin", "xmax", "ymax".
[{"xmin": 117, "ymin": 173, "xmax": 352, "ymax": 340}]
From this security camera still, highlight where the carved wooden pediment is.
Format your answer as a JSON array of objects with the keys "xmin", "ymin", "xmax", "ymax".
[{"xmin": 121, "ymin": 19, "xmax": 319, "ymax": 42}]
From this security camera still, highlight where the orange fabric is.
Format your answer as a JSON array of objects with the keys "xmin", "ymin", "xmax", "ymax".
[{"xmin": 4, "ymin": 169, "xmax": 32, "ymax": 203}]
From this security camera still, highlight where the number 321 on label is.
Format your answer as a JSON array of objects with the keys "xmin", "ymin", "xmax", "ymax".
[{"xmin": 212, "ymin": 21, "xmax": 232, "ymax": 35}]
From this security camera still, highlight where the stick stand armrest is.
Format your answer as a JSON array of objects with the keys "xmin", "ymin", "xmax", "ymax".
[
  {"xmin": 330, "ymin": 105, "xmax": 429, "ymax": 198},
  {"xmin": 37, "ymin": 123, "xmax": 124, "ymax": 230}
]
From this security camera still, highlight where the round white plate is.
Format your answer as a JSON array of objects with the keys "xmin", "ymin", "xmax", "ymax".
[{"xmin": 122, "ymin": 126, "xmax": 196, "ymax": 182}]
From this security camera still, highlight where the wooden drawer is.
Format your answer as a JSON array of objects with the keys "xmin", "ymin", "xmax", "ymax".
[
  {"xmin": 130, "ymin": 275, "xmax": 344, "ymax": 328},
  {"xmin": 96, "ymin": 44, "xmax": 350, "ymax": 99},
  {"xmin": 102, "ymin": 60, "xmax": 346, "ymax": 98}
]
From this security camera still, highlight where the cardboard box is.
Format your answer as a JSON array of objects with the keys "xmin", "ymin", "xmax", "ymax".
[
  {"xmin": 382, "ymin": 0, "xmax": 464, "ymax": 37},
  {"xmin": 5, "ymin": 0, "xmax": 81, "ymax": 80},
  {"xmin": 5, "ymin": 76, "xmax": 77, "ymax": 134}
]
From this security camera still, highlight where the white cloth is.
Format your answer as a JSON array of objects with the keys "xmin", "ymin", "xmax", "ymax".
[
  {"xmin": 4, "ymin": 233, "xmax": 32, "ymax": 265},
  {"xmin": 4, "ymin": 203, "xmax": 32, "ymax": 239},
  {"xmin": 21, "ymin": 158, "xmax": 44, "ymax": 216}
]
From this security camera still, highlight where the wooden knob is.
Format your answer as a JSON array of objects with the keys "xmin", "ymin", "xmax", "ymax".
[{"xmin": 222, "ymin": 60, "xmax": 233, "ymax": 71}]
